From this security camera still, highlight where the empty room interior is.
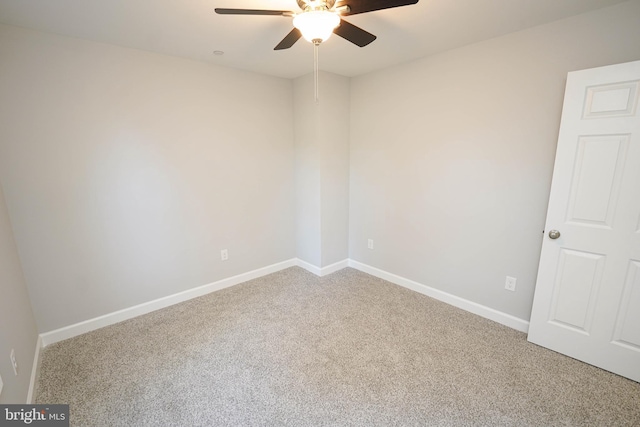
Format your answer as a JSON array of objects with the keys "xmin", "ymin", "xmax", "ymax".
[{"xmin": 1, "ymin": 0, "xmax": 640, "ymax": 425}]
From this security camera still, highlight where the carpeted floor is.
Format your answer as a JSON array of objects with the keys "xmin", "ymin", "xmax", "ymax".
[{"xmin": 36, "ymin": 267, "xmax": 640, "ymax": 426}]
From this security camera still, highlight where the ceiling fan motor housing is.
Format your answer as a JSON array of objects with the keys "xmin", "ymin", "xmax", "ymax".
[{"xmin": 297, "ymin": 0, "xmax": 337, "ymax": 11}]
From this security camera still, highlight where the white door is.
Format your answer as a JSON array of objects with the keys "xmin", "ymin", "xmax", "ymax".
[{"xmin": 528, "ymin": 60, "xmax": 640, "ymax": 382}]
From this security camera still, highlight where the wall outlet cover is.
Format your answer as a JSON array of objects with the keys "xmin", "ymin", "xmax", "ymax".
[
  {"xmin": 505, "ymin": 276, "xmax": 517, "ymax": 292},
  {"xmin": 10, "ymin": 349, "xmax": 18, "ymax": 376}
]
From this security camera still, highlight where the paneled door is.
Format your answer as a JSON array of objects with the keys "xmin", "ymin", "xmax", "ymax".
[{"xmin": 528, "ymin": 60, "xmax": 640, "ymax": 382}]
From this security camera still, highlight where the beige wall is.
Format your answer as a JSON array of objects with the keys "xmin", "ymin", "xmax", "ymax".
[
  {"xmin": 319, "ymin": 73, "xmax": 350, "ymax": 268},
  {"xmin": 294, "ymin": 73, "xmax": 322, "ymax": 267},
  {"xmin": 294, "ymin": 72, "xmax": 349, "ymax": 268},
  {"xmin": 0, "ymin": 25, "xmax": 296, "ymax": 332},
  {"xmin": 0, "ymin": 183, "xmax": 38, "ymax": 403},
  {"xmin": 348, "ymin": 0, "xmax": 640, "ymax": 320}
]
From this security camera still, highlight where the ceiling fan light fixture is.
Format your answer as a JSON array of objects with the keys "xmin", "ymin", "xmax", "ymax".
[{"xmin": 293, "ymin": 10, "xmax": 340, "ymax": 43}]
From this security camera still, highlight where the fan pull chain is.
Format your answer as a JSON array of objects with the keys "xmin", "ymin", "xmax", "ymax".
[{"xmin": 313, "ymin": 39, "xmax": 320, "ymax": 102}]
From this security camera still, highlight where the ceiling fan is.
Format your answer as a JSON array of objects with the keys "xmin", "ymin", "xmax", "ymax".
[
  {"xmin": 215, "ymin": 0, "xmax": 419, "ymax": 50},
  {"xmin": 215, "ymin": 0, "xmax": 419, "ymax": 100}
]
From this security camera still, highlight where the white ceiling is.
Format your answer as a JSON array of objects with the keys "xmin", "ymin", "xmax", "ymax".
[{"xmin": 0, "ymin": 0, "xmax": 630, "ymax": 79}]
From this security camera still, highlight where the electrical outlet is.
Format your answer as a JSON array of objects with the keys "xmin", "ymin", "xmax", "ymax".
[
  {"xmin": 220, "ymin": 249, "xmax": 228, "ymax": 261},
  {"xmin": 505, "ymin": 276, "xmax": 517, "ymax": 292},
  {"xmin": 367, "ymin": 239, "xmax": 374, "ymax": 249},
  {"xmin": 10, "ymin": 349, "xmax": 18, "ymax": 376}
]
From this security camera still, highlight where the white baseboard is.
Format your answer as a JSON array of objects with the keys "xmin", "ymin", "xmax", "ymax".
[
  {"xmin": 295, "ymin": 259, "xmax": 322, "ymax": 276},
  {"xmin": 319, "ymin": 259, "xmax": 350, "ymax": 276},
  {"xmin": 40, "ymin": 258, "xmax": 298, "ymax": 347},
  {"xmin": 296, "ymin": 258, "xmax": 349, "ymax": 277},
  {"xmin": 39, "ymin": 257, "xmax": 528, "ymax": 348},
  {"xmin": 348, "ymin": 260, "xmax": 530, "ymax": 333},
  {"xmin": 26, "ymin": 335, "xmax": 43, "ymax": 404}
]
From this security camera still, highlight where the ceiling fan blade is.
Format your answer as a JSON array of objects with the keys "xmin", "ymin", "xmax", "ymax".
[
  {"xmin": 333, "ymin": 19, "xmax": 376, "ymax": 47},
  {"xmin": 338, "ymin": 0, "xmax": 418, "ymax": 16},
  {"xmin": 214, "ymin": 8, "xmax": 291, "ymax": 15},
  {"xmin": 274, "ymin": 28, "xmax": 302, "ymax": 50}
]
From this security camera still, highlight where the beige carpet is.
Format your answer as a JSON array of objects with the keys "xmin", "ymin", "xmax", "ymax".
[{"xmin": 36, "ymin": 267, "xmax": 640, "ymax": 426}]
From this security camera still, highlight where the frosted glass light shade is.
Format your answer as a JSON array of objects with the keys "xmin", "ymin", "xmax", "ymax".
[{"xmin": 293, "ymin": 10, "xmax": 340, "ymax": 43}]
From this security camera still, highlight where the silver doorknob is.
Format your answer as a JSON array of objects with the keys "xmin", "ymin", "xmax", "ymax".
[{"xmin": 548, "ymin": 230, "xmax": 561, "ymax": 239}]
